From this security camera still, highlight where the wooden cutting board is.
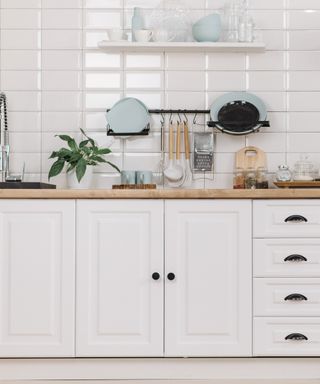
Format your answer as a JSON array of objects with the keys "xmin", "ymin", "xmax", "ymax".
[{"xmin": 235, "ymin": 146, "xmax": 267, "ymax": 170}]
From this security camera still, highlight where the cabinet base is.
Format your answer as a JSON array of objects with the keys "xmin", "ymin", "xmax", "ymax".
[{"xmin": 0, "ymin": 358, "xmax": 318, "ymax": 381}]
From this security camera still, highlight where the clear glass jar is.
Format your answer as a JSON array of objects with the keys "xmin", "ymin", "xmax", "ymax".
[
  {"xmin": 233, "ymin": 167, "xmax": 245, "ymax": 189},
  {"xmin": 276, "ymin": 165, "xmax": 292, "ymax": 182},
  {"xmin": 256, "ymin": 167, "xmax": 269, "ymax": 189},
  {"xmin": 293, "ymin": 155, "xmax": 315, "ymax": 181},
  {"xmin": 245, "ymin": 167, "xmax": 256, "ymax": 189}
]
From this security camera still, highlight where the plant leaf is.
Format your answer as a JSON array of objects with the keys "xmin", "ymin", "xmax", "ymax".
[
  {"xmin": 67, "ymin": 138, "xmax": 78, "ymax": 151},
  {"xmin": 76, "ymin": 158, "xmax": 87, "ymax": 182},
  {"xmin": 80, "ymin": 128, "xmax": 95, "ymax": 146},
  {"xmin": 48, "ymin": 160, "xmax": 65, "ymax": 180},
  {"xmin": 97, "ymin": 148, "xmax": 111, "ymax": 155},
  {"xmin": 56, "ymin": 134, "xmax": 72, "ymax": 142},
  {"xmin": 106, "ymin": 161, "xmax": 120, "ymax": 173},
  {"xmin": 79, "ymin": 139, "xmax": 89, "ymax": 148}
]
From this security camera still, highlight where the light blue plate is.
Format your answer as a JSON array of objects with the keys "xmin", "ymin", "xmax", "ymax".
[
  {"xmin": 106, "ymin": 97, "xmax": 151, "ymax": 134},
  {"xmin": 210, "ymin": 92, "xmax": 267, "ymax": 127}
]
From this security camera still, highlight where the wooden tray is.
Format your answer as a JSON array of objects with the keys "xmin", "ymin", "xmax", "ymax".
[
  {"xmin": 274, "ymin": 181, "xmax": 320, "ymax": 189},
  {"xmin": 112, "ymin": 184, "xmax": 157, "ymax": 190}
]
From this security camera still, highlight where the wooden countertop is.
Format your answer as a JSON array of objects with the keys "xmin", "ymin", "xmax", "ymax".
[{"xmin": 1, "ymin": 188, "xmax": 320, "ymax": 199}]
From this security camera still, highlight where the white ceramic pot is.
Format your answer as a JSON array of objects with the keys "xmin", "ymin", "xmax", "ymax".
[{"xmin": 67, "ymin": 166, "xmax": 94, "ymax": 189}]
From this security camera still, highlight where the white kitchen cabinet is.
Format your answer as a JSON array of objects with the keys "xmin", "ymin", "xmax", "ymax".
[
  {"xmin": 76, "ymin": 200, "xmax": 164, "ymax": 357},
  {"xmin": 165, "ymin": 200, "xmax": 252, "ymax": 357},
  {"xmin": 0, "ymin": 200, "xmax": 75, "ymax": 357}
]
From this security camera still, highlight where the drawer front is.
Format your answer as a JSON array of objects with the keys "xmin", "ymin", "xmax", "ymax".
[
  {"xmin": 254, "ymin": 278, "xmax": 320, "ymax": 316},
  {"xmin": 254, "ymin": 239, "xmax": 320, "ymax": 277},
  {"xmin": 253, "ymin": 200, "xmax": 320, "ymax": 238},
  {"xmin": 254, "ymin": 317, "xmax": 320, "ymax": 356}
]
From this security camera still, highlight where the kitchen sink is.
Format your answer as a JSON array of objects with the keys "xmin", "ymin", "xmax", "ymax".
[{"xmin": 0, "ymin": 182, "xmax": 56, "ymax": 189}]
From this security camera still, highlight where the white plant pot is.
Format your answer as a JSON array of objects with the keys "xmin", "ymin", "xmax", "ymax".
[{"xmin": 67, "ymin": 166, "xmax": 94, "ymax": 189}]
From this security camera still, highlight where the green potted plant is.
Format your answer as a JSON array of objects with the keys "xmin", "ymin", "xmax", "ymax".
[{"xmin": 48, "ymin": 129, "xmax": 120, "ymax": 189}]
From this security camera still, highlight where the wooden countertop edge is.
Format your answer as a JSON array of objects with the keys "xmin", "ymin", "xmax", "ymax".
[{"xmin": 1, "ymin": 188, "xmax": 320, "ymax": 199}]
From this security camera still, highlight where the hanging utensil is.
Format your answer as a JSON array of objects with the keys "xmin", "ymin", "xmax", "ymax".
[
  {"xmin": 164, "ymin": 121, "xmax": 184, "ymax": 184},
  {"xmin": 183, "ymin": 121, "xmax": 192, "ymax": 187}
]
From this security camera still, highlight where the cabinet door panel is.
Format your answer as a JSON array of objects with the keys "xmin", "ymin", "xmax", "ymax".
[
  {"xmin": 76, "ymin": 200, "xmax": 163, "ymax": 357},
  {"xmin": 0, "ymin": 200, "xmax": 75, "ymax": 357},
  {"xmin": 165, "ymin": 200, "xmax": 252, "ymax": 357}
]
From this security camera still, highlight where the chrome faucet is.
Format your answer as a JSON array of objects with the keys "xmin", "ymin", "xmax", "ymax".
[{"xmin": 0, "ymin": 93, "xmax": 9, "ymax": 182}]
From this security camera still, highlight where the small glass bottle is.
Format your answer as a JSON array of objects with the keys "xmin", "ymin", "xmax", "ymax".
[
  {"xmin": 256, "ymin": 167, "xmax": 269, "ymax": 189},
  {"xmin": 245, "ymin": 167, "xmax": 257, "ymax": 189},
  {"xmin": 276, "ymin": 165, "xmax": 292, "ymax": 182},
  {"xmin": 233, "ymin": 167, "xmax": 245, "ymax": 189}
]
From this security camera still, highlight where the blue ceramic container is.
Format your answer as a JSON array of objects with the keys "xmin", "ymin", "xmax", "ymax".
[{"xmin": 192, "ymin": 13, "xmax": 221, "ymax": 42}]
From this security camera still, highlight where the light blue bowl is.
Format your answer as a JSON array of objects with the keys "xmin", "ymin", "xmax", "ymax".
[{"xmin": 192, "ymin": 13, "xmax": 221, "ymax": 42}]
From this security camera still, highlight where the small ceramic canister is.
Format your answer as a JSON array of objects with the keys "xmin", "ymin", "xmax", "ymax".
[
  {"xmin": 121, "ymin": 171, "xmax": 136, "ymax": 185},
  {"xmin": 136, "ymin": 171, "xmax": 153, "ymax": 184}
]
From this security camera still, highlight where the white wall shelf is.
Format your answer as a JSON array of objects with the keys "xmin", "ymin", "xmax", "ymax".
[{"xmin": 98, "ymin": 41, "xmax": 266, "ymax": 53}]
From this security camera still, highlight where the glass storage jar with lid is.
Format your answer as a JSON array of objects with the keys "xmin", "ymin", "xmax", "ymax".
[{"xmin": 293, "ymin": 155, "xmax": 315, "ymax": 181}]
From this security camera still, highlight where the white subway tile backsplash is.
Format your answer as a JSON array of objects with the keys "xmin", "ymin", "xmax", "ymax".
[
  {"xmin": 125, "ymin": 54, "xmax": 162, "ymax": 69},
  {"xmin": 1, "ymin": 9, "xmax": 41, "ymax": 29},
  {"xmin": 123, "ymin": 153, "xmax": 161, "ymax": 171},
  {"xmin": 42, "ymin": 0, "xmax": 82, "ymax": 8},
  {"xmin": 1, "ymin": 71, "xmax": 41, "ymax": 91},
  {"xmin": 85, "ymin": 11, "xmax": 122, "ymax": 29},
  {"xmin": 1, "ymin": 0, "xmax": 41, "ymax": 8},
  {"xmin": 288, "ymin": 92, "xmax": 320, "ymax": 111},
  {"xmin": 288, "ymin": 31, "xmax": 320, "ymax": 50},
  {"xmin": 207, "ymin": 53, "xmax": 246, "ymax": 71},
  {"xmin": 287, "ymin": 133, "xmax": 320, "ymax": 153},
  {"xmin": 9, "ymin": 112, "xmax": 41, "ymax": 133},
  {"xmin": 288, "ymin": 0, "xmax": 320, "ymax": 9},
  {"xmin": 248, "ymin": 52, "xmax": 285, "ymax": 71},
  {"xmin": 288, "ymin": 112, "xmax": 320, "ymax": 132},
  {"xmin": 288, "ymin": 52, "xmax": 320, "ymax": 71},
  {"xmin": 207, "ymin": 71, "xmax": 246, "ymax": 91},
  {"xmin": 42, "ymin": 112, "xmax": 82, "ymax": 132},
  {"xmin": 42, "ymin": 51, "xmax": 82, "ymax": 70},
  {"xmin": 85, "ymin": 72, "xmax": 122, "ymax": 89},
  {"xmin": 42, "ymin": 10, "xmax": 82, "ymax": 29},
  {"xmin": 126, "ymin": 72, "xmax": 162, "ymax": 89},
  {"xmin": 246, "ymin": 132, "xmax": 287, "ymax": 153},
  {"xmin": 249, "ymin": 10, "xmax": 285, "ymax": 30},
  {"xmin": 248, "ymin": 72, "xmax": 286, "ymax": 92},
  {"xmin": 42, "ymin": 30, "xmax": 82, "ymax": 50},
  {"xmin": 1, "ymin": 50, "xmax": 41, "ymax": 70},
  {"xmin": 1, "ymin": 30, "xmax": 41, "ymax": 49},
  {"xmin": 85, "ymin": 0, "xmax": 122, "ymax": 8},
  {"xmin": 288, "ymin": 10, "xmax": 320, "ymax": 30},
  {"xmin": 6, "ymin": 91, "xmax": 41, "ymax": 111},
  {"xmin": 1, "ymin": 0, "xmax": 320, "ymax": 189},
  {"xmin": 43, "ymin": 71, "xmax": 82, "ymax": 91},
  {"xmin": 125, "ymin": 92, "xmax": 162, "ymax": 109},
  {"xmin": 42, "ymin": 91, "xmax": 82, "ymax": 111},
  {"xmin": 289, "ymin": 71, "xmax": 320, "ymax": 91},
  {"xmin": 249, "ymin": 0, "xmax": 285, "ymax": 9},
  {"xmin": 85, "ymin": 92, "xmax": 121, "ymax": 110},
  {"xmin": 166, "ymin": 91, "xmax": 205, "ymax": 109},
  {"xmin": 10, "ymin": 132, "xmax": 41, "ymax": 153},
  {"xmin": 166, "ymin": 53, "xmax": 206, "ymax": 71},
  {"xmin": 85, "ymin": 52, "xmax": 121, "ymax": 69}
]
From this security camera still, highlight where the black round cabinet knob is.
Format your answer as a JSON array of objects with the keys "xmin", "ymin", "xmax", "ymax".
[
  {"xmin": 167, "ymin": 273, "xmax": 176, "ymax": 281},
  {"xmin": 152, "ymin": 272, "xmax": 160, "ymax": 281}
]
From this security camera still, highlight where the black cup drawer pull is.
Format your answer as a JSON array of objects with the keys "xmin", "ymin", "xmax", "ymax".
[
  {"xmin": 284, "ymin": 293, "xmax": 308, "ymax": 301},
  {"xmin": 284, "ymin": 254, "xmax": 308, "ymax": 262},
  {"xmin": 284, "ymin": 215, "xmax": 308, "ymax": 223},
  {"xmin": 152, "ymin": 272, "xmax": 161, "ymax": 281},
  {"xmin": 167, "ymin": 273, "xmax": 176, "ymax": 281},
  {"xmin": 285, "ymin": 333, "xmax": 308, "ymax": 341}
]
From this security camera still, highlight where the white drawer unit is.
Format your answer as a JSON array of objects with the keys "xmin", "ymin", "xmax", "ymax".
[
  {"xmin": 253, "ymin": 200, "xmax": 320, "ymax": 238},
  {"xmin": 254, "ymin": 278, "xmax": 320, "ymax": 317},
  {"xmin": 254, "ymin": 239, "xmax": 320, "ymax": 277},
  {"xmin": 254, "ymin": 317, "xmax": 320, "ymax": 356}
]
